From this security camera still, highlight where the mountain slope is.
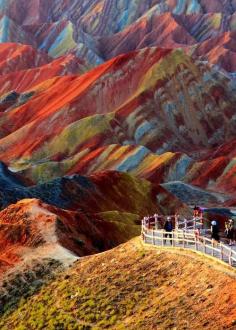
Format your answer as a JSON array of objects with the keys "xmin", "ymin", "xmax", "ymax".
[
  {"xmin": 18, "ymin": 145, "xmax": 192, "ymax": 185},
  {"xmin": 0, "ymin": 197, "xmax": 140, "ymax": 277},
  {"xmin": 0, "ymin": 168, "xmax": 187, "ymax": 215},
  {"xmin": 0, "ymin": 43, "xmax": 50, "ymax": 75},
  {"xmin": 0, "ymin": 169, "xmax": 189, "ymax": 279},
  {"xmin": 99, "ymin": 12, "xmax": 236, "ymax": 72},
  {"xmin": 0, "ymin": 48, "xmax": 235, "ymax": 171},
  {"xmin": 0, "ymin": 1, "xmax": 235, "ymax": 71},
  {"xmin": 0, "ymin": 53, "xmax": 87, "ymax": 96},
  {"xmin": 1, "ymin": 238, "xmax": 236, "ymax": 330}
]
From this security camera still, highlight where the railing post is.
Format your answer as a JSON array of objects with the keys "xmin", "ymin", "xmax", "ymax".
[
  {"xmin": 203, "ymin": 238, "xmax": 206, "ymax": 254},
  {"xmin": 183, "ymin": 231, "xmax": 185, "ymax": 248},
  {"xmin": 200, "ymin": 213, "xmax": 203, "ymax": 230},
  {"xmin": 162, "ymin": 230, "xmax": 164, "ymax": 246},
  {"xmin": 194, "ymin": 235, "xmax": 197, "ymax": 250},
  {"xmin": 143, "ymin": 222, "xmax": 146, "ymax": 243},
  {"xmin": 229, "ymin": 248, "xmax": 232, "ymax": 266},
  {"xmin": 211, "ymin": 240, "xmax": 214, "ymax": 256},
  {"xmin": 141, "ymin": 221, "xmax": 143, "ymax": 241},
  {"xmin": 175, "ymin": 214, "xmax": 178, "ymax": 230},
  {"xmin": 184, "ymin": 218, "xmax": 187, "ymax": 231},
  {"xmin": 152, "ymin": 229, "xmax": 154, "ymax": 245},
  {"xmin": 220, "ymin": 243, "xmax": 223, "ymax": 261},
  {"xmin": 172, "ymin": 231, "xmax": 174, "ymax": 247},
  {"xmin": 154, "ymin": 214, "xmax": 158, "ymax": 230}
]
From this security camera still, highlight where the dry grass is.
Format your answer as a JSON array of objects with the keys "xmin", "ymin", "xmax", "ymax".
[{"xmin": 1, "ymin": 237, "xmax": 236, "ymax": 329}]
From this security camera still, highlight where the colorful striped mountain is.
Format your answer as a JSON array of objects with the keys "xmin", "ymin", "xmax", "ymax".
[
  {"xmin": 0, "ymin": 46, "xmax": 234, "ymax": 196},
  {"xmin": 0, "ymin": 1, "xmax": 235, "ymax": 72},
  {"xmin": 0, "ymin": 1, "xmax": 234, "ymax": 252},
  {"xmin": 0, "ymin": 1, "xmax": 235, "ymax": 327}
]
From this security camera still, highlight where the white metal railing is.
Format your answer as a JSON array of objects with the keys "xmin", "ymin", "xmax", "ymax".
[
  {"xmin": 141, "ymin": 220, "xmax": 236, "ymax": 267},
  {"xmin": 142, "ymin": 214, "xmax": 206, "ymax": 230}
]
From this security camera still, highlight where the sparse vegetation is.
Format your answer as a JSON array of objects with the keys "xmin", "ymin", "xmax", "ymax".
[
  {"xmin": 1, "ymin": 238, "xmax": 236, "ymax": 329},
  {"xmin": 0, "ymin": 259, "xmax": 62, "ymax": 316}
]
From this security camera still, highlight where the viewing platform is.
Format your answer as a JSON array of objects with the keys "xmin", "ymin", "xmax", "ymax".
[{"xmin": 141, "ymin": 215, "xmax": 236, "ymax": 267}]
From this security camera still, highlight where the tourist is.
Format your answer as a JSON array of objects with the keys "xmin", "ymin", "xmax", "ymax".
[
  {"xmin": 193, "ymin": 205, "xmax": 200, "ymax": 217},
  {"xmin": 164, "ymin": 217, "xmax": 173, "ymax": 245},
  {"xmin": 211, "ymin": 220, "xmax": 220, "ymax": 244},
  {"xmin": 225, "ymin": 219, "xmax": 234, "ymax": 246}
]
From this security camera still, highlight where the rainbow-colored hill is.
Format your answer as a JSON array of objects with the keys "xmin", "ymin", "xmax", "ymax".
[{"xmin": 0, "ymin": 2, "xmax": 235, "ymax": 328}]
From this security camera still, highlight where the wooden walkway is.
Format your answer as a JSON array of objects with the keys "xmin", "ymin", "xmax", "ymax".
[{"xmin": 141, "ymin": 215, "xmax": 236, "ymax": 267}]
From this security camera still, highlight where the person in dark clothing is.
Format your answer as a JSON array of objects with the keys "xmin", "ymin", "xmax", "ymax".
[
  {"xmin": 164, "ymin": 217, "xmax": 173, "ymax": 245},
  {"xmin": 211, "ymin": 220, "xmax": 220, "ymax": 243}
]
